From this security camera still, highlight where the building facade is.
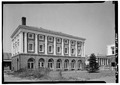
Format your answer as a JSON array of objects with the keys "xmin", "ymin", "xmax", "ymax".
[
  {"xmin": 107, "ymin": 44, "xmax": 115, "ymax": 56},
  {"xmin": 11, "ymin": 17, "xmax": 86, "ymax": 71},
  {"xmin": 96, "ymin": 44, "xmax": 116, "ymax": 69}
]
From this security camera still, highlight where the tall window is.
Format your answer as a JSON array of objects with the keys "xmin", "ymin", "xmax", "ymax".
[
  {"xmin": 39, "ymin": 44, "xmax": 44, "ymax": 52},
  {"xmin": 56, "ymin": 59, "xmax": 62, "ymax": 69},
  {"xmin": 48, "ymin": 45, "xmax": 52, "ymax": 53},
  {"xmin": 78, "ymin": 47, "xmax": 81, "ymax": 55},
  {"xmin": 71, "ymin": 48, "xmax": 74, "ymax": 54},
  {"xmin": 71, "ymin": 60, "xmax": 75, "ymax": 69},
  {"xmin": 78, "ymin": 60, "xmax": 82, "ymax": 70},
  {"xmin": 38, "ymin": 58, "xmax": 44, "ymax": 68},
  {"xmin": 48, "ymin": 59, "xmax": 54, "ymax": 69},
  {"xmin": 39, "ymin": 45, "xmax": 43, "ymax": 51},
  {"xmin": 77, "ymin": 41, "xmax": 82, "ymax": 56},
  {"xmin": 65, "ymin": 47, "xmax": 68, "ymax": 54},
  {"xmin": 64, "ymin": 59, "xmax": 69, "ymax": 69},
  {"xmin": 28, "ymin": 42, "xmax": 34, "ymax": 52},
  {"xmin": 28, "ymin": 58, "xmax": 34, "ymax": 69},
  {"xmin": 57, "ymin": 46, "xmax": 61, "ymax": 53}
]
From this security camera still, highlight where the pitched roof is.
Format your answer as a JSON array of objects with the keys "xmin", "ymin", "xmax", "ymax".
[
  {"xmin": 3, "ymin": 53, "xmax": 12, "ymax": 60},
  {"xmin": 11, "ymin": 25, "xmax": 86, "ymax": 41}
]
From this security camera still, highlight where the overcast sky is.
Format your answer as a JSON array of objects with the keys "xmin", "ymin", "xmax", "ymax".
[{"xmin": 3, "ymin": 2, "xmax": 115, "ymax": 55}]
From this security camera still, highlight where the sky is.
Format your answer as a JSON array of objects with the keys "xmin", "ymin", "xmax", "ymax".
[{"xmin": 3, "ymin": 2, "xmax": 115, "ymax": 55}]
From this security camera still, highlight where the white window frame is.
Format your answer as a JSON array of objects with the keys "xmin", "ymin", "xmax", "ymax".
[
  {"xmin": 78, "ymin": 47, "xmax": 81, "ymax": 55},
  {"xmin": 28, "ymin": 41, "xmax": 34, "ymax": 52},
  {"xmin": 64, "ymin": 60, "xmax": 69, "ymax": 69},
  {"xmin": 39, "ymin": 35, "xmax": 44, "ymax": 41},
  {"xmin": 57, "ymin": 38, "xmax": 61, "ymax": 43},
  {"xmin": 39, "ymin": 44, "xmax": 44, "ymax": 52},
  {"xmin": 71, "ymin": 48, "xmax": 74, "ymax": 54},
  {"xmin": 71, "ymin": 61, "xmax": 75, "ymax": 69},
  {"xmin": 64, "ymin": 39, "xmax": 68, "ymax": 44},
  {"xmin": 65, "ymin": 47, "xmax": 68, "ymax": 54},
  {"xmin": 57, "ymin": 46, "xmax": 61, "ymax": 53},
  {"xmin": 48, "ymin": 45, "xmax": 53, "ymax": 53},
  {"xmin": 48, "ymin": 62, "xmax": 53, "ymax": 69},
  {"xmin": 48, "ymin": 37, "xmax": 53, "ymax": 42},
  {"xmin": 28, "ymin": 33, "xmax": 34, "ymax": 39}
]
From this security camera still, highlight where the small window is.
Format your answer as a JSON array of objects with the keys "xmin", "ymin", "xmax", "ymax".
[
  {"xmin": 77, "ymin": 41, "xmax": 82, "ymax": 47},
  {"xmin": 48, "ymin": 36, "xmax": 54, "ymax": 42},
  {"xmin": 28, "ymin": 33, "xmax": 34, "ymax": 39},
  {"xmin": 56, "ymin": 38, "xmax": 62, "ymax": 43},
  {"xmin": 71, "ymin": 40, "xmax": 75, "ymax": 46},
  {"xmin": 64, "ymin": 39, "xmax": 69, "ymax": 44},
  {"xmin": 39, "ymin": 35, "xmax": 45, "ymax": 40}
]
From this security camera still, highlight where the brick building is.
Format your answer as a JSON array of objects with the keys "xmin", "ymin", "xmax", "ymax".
[{"xmin": 11, "ymin": 17, "xmax": 86, "ymax": 71}]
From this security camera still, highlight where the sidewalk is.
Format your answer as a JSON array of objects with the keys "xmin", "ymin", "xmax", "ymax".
[{"xmin": 88, "ymin": 76, "xmax": 116, "ymax": 83}]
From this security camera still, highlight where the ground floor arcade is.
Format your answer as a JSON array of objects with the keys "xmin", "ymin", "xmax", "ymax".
[{"xmin": 12, "ymin": 53, "xmax": 85, "ymax": 71}]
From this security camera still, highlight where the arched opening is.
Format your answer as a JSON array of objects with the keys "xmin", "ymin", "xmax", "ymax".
[
  {"xmin": 38, "ymin": 58, "xmax": 45, "ymax": 68},
  {"xmin": 48, "ymin": 58, "xmax": 54, "ymax": 69},
  {"xmin": 78, "ymin": 60, "xmax": 82, "ymax": 70},
  {"xmin": 56, "ymin": 59, "xmax": 62, "ymax": 69},
  {"xmin": 28, "ymin": 58, "xmax": 35, "ymax": 69},
  {"xmin": 71, "ymin": 59, "xmax": 76, "ymax": 70},
  {"xmin": 64, "ymin": 59, "xmax": 69, "ymax": 71}
]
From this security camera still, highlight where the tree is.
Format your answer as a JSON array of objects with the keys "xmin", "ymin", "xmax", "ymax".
[{"xmin": 87, "ymin": 53, "xmax": 99, "ymax": 73}]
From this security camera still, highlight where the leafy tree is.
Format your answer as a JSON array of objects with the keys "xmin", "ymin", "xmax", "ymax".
[{"xmin": 87, "ymin": 53, "xmax": 99, "ymax": 73}]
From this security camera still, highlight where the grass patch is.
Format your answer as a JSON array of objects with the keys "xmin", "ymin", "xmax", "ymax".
[{"xmin": 7, "ymin": 67, "xmax": 51, "ymax": 79}]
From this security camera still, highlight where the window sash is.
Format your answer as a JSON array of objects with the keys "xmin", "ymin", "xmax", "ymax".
[
  {"xmin": 57, "ymin": 46, "xmax": 61, "ymax": 53},
  {"xmin": 48, "ymin": 62, "xmax": 53, "ymax": 68},
  {"xmin": 65, "ymin": 48, "xmax": 68, "ymax": 54},
  {"xmin": 28, "ymin": 42, "xmax": 34, "ymax": 51},
  {"xmin": 48, "ymin": 45, "xmax": 53, "ymax": 53},
  {"xmin": 39, "ymin": 62, "xmax": 44, "ymax": 67},
  {"xmin": 39, "ymin": 44, "xmax": 44, "ymax": 52}
]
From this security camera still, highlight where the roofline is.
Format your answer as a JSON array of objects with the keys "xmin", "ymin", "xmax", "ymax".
[
  {"xmin": 11, "ymin": 25, "xmax": 21, "ymax": 38},
  {"xmin": 11, "ymin": 25, "xmax": 86, "ymax": 41}
]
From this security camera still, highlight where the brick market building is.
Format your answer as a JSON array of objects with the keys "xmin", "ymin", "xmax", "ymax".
[{"xmin": 11, "ymin": 17, "xmax": 86, "ymax": 71}]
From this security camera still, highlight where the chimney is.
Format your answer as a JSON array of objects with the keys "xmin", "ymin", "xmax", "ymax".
[{"xmin": 22, "ymin": 17, "xmax": 26, "ymax": 25}]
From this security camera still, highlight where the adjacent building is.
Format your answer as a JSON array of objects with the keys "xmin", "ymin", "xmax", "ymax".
[
  {"xmin": 107, "ymin": 44, "xmax": 115, "ymax": 56},
  {"xmin": 11, "ymin": 17, "xmax": 86, "ymax": 71},
  {"xmin": 97, "ymin": 44, "xmax": 116, "ymax": 68},
  {"xmin": 3, "ymin": 53, "xmax": 12, "ymax": 70}
]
